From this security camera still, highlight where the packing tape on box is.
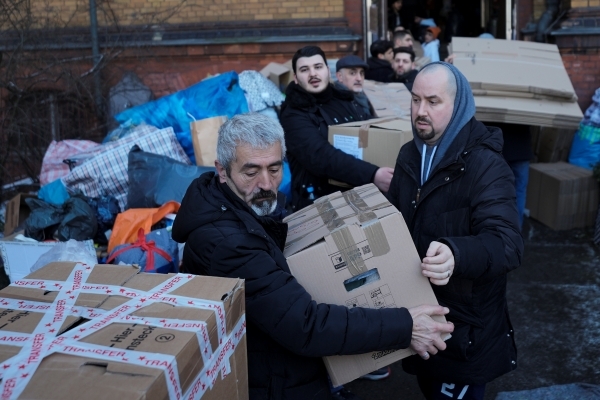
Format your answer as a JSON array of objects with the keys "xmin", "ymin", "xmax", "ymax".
[
  {"xmin": 357, "ymin": 117, "xmax": 399, "ymax": 149},
  {"xmin": 341, "ymin": 191, "xmax": 390, "ymax": 258},
  {"xmin": 307, "ymin": 190, "xmax": 390, "ymax": 277},
  {"xmin": 284, "ymin": 186, "xmax": 391, "ymax": 253},
  {"xmin": 0, "ymin": 264, "xmax": 246, "ymax": 400}
]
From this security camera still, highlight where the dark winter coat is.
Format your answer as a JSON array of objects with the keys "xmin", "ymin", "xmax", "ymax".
[
  {"xmin": 280, "ymin": 82, "xmax": 379, "ymax": 211},
  {"xmin": 366, "ymin": 57, "xmax": 394, "ymax": 83},
  {"xmin": 389, "ymin": 69, "xmax": 419, "ymax": 91},
  {"xmin": 387, "ymin": 118, "xmax": 523, "ymax": 385},
  {"xmin": 172, "ymin": 172, "xmax": 414, "ymax": 400}
]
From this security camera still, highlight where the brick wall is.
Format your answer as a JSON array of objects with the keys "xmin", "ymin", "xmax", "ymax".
[
  {"xmin": 27, "ymin": 0, "xmax": 345, "ymax": 29},
  {"xmin": 560, "ymin": 49, "xmax": 599, "ymax": 111},
  {"xmin": 571, "ymin": 0, "xmax": 600, "ymax": 6}
]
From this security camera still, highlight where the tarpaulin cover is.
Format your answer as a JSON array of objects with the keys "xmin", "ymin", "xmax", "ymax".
[
  {"xmin": 568, "ymin": 123, "xmax": 600, "ymax": 170},
  {"xmin": 114, "ymin": 71, "xmax": 249, "ymax": 162}
]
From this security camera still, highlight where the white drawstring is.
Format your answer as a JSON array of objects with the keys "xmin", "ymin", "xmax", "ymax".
[{"xmin": 421, "ymin": 143, "xmax": 437, "ymax": 186}]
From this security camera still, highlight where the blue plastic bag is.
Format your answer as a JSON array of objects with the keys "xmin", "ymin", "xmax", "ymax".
[
  {"xmin": 38, "ymin": 179, "xmax": 70, "ymax": 205},
  {"xmin": 568, "ymin": 123, "xmax": 600, "ymax": 170},
  {"xmin": 114, "ymin": 72, "xmax": 249, "ymax": 162}
]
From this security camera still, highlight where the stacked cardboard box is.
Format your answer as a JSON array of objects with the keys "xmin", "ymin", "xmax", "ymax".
[
  {"xmin": 327, "ymin": 117, "xmax": 413, "ymax": 187},
  {"xmin": 2, "ymin": 193, "xmax": 36, "ymax": 237},
  {"xmin": 327, "ymin": 116, "xmax": 413, "ymax": 169},
  {"xmin": 450, "ymin": 37, "xmax": 583, "ymax": 129},
  {"xmin": 283, "ymin": 184, "xmax": 447, "ymax": 387},
  {"xmin": 526, "ymin": 162, "xmax": 599, "ymax": 230},
  {"xmin": 362, "ymin": 80, "xmax": 411, "ymax": 120},
  {"xmin": 531, "ymin": 126, "xmax": 577, "ymax": 163},
  {"xmin": 0, "ymin": 262, "xmax": 247, "ymax": 399}
]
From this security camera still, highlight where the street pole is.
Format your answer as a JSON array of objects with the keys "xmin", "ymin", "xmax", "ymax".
[{"xmin": 89, "ymin": 0, "xmax": 103, "ymax": 117}]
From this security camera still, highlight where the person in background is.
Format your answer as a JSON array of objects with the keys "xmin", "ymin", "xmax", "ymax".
[
  {"xmin": 422, "ymin": 26, "xmax": 441, "ymax": 63},
  {"xmin": 388, "ymin": 0, "xmax": 404, "ymax": 34},
  {"xmin": 279, "ymin": 46, "xmax": 394, "ymax": 212},
  {"xmin": 387, "ymin": 62, "xmax": 523, "ymax": 400},
  {"xmin": 490, "ymin": 123, "xmax": 533, "ymax": 229},
  {"xmin": 334, "ymin": 55, "xmax": 375, "ymax": 118},
  {"xmin": 393, "ymin": 30, "xmax": 415, "ymax": 50},
  {"xmin": 366, "ymin": 40, "xmax": 395, "ymax": 83},
  {"xmin": 390, "ymin": 47, "xmax": 419, "ymax": 91}
]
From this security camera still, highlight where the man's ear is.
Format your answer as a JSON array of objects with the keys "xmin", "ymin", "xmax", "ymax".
[
  {"xmin": 335, "ymin": 70, "xmax": 342, "ymax": 81},
  {"xmin": 377, "ymin": 53, "xmax": 385, "ymax": 60},
  {"xmin": 215, "ymin": 160, "xmax": 228, "ymax": 183},
  {"xmin": 293, "ymin": 73, "xmax": 298, "ymax": 84}
]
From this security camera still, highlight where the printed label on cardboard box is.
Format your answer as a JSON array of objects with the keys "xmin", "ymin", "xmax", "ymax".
[
  {"xmin": 330, "ymin": 239, "xmax": 373, "ymax": 270},
  {"xmin": 333, "ymin": 135, "xmax": 363, "ymax": 160}
]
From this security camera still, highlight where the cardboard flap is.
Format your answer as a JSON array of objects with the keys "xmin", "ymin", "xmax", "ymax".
[{"xmin": 283, "ymin": 185, "xmax": 397, "ymax": 257}]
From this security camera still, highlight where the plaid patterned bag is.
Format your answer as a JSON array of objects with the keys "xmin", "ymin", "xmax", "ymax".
[
  {"xmin": 61, "ymin": 125, "xmax": 191, "ymax": 210},
  {"xmin": 39, "ymin": 140, "xmax": 100, "ymax": 185}
]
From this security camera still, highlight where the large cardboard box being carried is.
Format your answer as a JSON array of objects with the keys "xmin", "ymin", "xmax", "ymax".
[
  {"xmin": 526, "ymin": 162, "xmax": 599, "ymax": 230},
  {"xmin": 328, "ymin": 116, "xmax": 413, "ymax": 169},
  {"xmin": 0, "ymin": 262, "xmax": 247, "ymax": 399},
  {"xmin": 283, "ymin": 184, "xmax": 446, "ymax": 386}
]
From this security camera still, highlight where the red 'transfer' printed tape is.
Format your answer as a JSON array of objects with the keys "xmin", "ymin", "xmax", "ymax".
[{"xmin": 0, "ymin": 264, "xmax": 246, "ymax": 400}]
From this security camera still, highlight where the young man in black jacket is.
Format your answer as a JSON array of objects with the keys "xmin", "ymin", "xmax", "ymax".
[
  {"xmin": 387, "ymin": 62, "xmax": 523, "ymax": 400},
  {"xmin": 172, "ymin": 112, "xmax": 455, "ymax": 400},
  {"xmin": 390, "ymin": 46, "xmax": 419, "ymax": 91},
  {"xmin": 279, "ymin": 46, "xmax": 394, "ymax": 211},
  {"xmin": 365, "ymin": 40, "xmax": 394, "ymax": 83}
]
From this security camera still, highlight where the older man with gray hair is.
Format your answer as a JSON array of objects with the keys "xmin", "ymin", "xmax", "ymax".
[{"xmin": 173, "ymin": 112, "xmax": 454, "ymax": 400}]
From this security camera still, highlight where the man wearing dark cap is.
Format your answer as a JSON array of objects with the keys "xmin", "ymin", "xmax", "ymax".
[
  {"xmin": 334, "ymin": 55, "xmax": 375, "ymax": 118},
  {"xmin": 279, "ymin": 46, "xmax": 394, "ymax": 212}
]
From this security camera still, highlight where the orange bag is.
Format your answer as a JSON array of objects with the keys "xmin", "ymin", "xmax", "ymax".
[{"xmin": 107, "ymin": 201, "xmax": 180, "ymax": 254}]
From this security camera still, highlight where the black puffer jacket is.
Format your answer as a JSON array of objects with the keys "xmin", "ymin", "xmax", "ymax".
[
  {"xmin": 387, "ymin": 118, "xmax": 523, "ymax": 385},
  {"xmin": 280, "ymin": 82, "xmax": 379, "ymax": 211},
  {"xmin": 172, "ymin": 172, "xmax": 414, "ymax": 400},
  {"xmin": 366, "ymin": 57, "xmax": 394, "ymax": 83},
  {"xmin": 389, "ymin": 69, "xmax": 419, "ymax": 91}
]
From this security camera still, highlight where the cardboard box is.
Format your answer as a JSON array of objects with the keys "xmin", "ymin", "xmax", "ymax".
[
  {"xmin": 0, "ymin": 262, "xmax": 247, "ymax": 399},
  {"xmin": 526, "ymin": 162, "xmax": 599, "ymax": 230},
  {"xmin": 190, "ymin": 116, "xmax": 227, "ymax": 166},
  {"xmin": 531, "ymin": 126, "xmax": 576, "ymax": 163},
  {"xmin": 450, "ymin": 37, "xmax": 576, "ymax": 101},
  {"xmin": 450, "ymin": 37, "xmax": 583, "ymax": 129},
  {"xmin": 0, "ymin": 235, "xmax": 94, "ymax": 283},
  {"xmin": 283, "ymin": 184, "xmax": 446, "ymax": 386},
  {"xmin": 328, "ymin": 116, "xmax": 413, "ymax": 171},
  {"xmin": 3, "ymin": 193, "xmax": 36, "ymax": 236},
  {"xmin": 362, "ymin": 80, "xmax": 412, "ymax": 119},
  {"xmin": 259, "ymin": 61, "xmax": 293, "ymax": 92}
]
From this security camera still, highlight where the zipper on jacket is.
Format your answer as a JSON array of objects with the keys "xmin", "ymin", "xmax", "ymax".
[{"xmin": 416, "ymin": 188, "xmax": 421, "ymax": 203}]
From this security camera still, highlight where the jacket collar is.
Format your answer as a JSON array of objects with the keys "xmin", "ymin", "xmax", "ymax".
[
  {"xmin": 403, "ymin": 117, "xmax": 503, "ymax": 173},
  {"xmin": 283, "ymin": 81, "xmax": 355, "ymax": 110}
]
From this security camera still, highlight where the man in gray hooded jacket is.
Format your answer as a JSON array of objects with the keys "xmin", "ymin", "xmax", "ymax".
[{"xmin": 387, "ymin": 62, "xmax": 524, "ymax": 399}]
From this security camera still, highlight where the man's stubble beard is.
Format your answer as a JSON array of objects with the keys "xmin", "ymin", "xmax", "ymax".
[{"xmin": 250, "ymin": 189, "xmax": 278, "ymax": 216}]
